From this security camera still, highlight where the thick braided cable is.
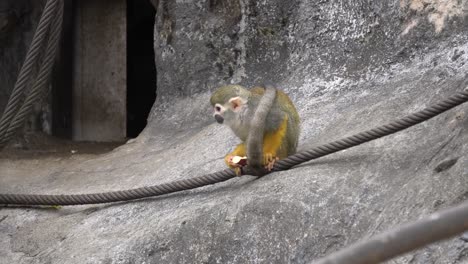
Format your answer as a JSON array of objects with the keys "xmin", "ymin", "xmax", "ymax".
[
  {"xmin": 312, "ymin": 200, "xmax": 468, "ymax": 264},
  {"xmin": 0, "ymin": 90, "xmax": 467, "ymax": 206},
  {"xmin": 0, "ymin": 170, "xmax": 236, "ymax": 205},
  {"xmin": 272, "ymin": 90, "xmax": 468, "ymax": 172},
  {"xmin": 1, "ymin": 0, "xmax": 63, "ymax": 144},
  {"xmin": 0, "ymin": 0, "xmax": 60, "ymax": 147}
]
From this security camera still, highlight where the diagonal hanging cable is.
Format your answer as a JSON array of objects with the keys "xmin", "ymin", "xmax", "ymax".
[
  {"xmin": 0, "ymin": 89, "xmax": 467, "ymax": 206},
  {"xmin": 0, "ymin": 0, "xmax": 62, "ymax": 148},
  {"xmin": 312, "ymin": 201, "xmax": 468, "ymax": 264},
  {"xmin": 2, "ymin": 0, "xmax": 63, "ymax": 142}
]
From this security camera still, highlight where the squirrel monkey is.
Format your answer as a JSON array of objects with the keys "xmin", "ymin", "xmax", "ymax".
[{"xmin": 210, "ymin": 84, "xmax": 300, "ymax": 174}]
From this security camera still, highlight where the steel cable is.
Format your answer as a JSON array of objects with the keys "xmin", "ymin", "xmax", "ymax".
[
  {"xmin": 0, "ymin": 169, "xmax": 236, "ymax": 205},
  {"xmin": 0, "ymin": 0, "xmax": 62, "ymax": 148},
  {"xmin": 1, "ymin": 89, "xmax": 467, "ymax": 206},
  {"xmin": 2, "ymin": 1, "xmax": 63, "ymax": 143},
  {"xmin": 272, "ymin": 90, "xmax": 468, "ymax": 171},
  {"xmin": 313, "ymin": 201, "xmax": 468, "ymax": 264}
]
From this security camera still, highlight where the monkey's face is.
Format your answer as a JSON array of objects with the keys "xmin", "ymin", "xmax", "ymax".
[
  {"xmin": 213, "ymin": 103, "xmax": 226, "ymax": 124},
  {"xmin": 212, "ymin": 96, "xmax": 247, "ymax": 125}
]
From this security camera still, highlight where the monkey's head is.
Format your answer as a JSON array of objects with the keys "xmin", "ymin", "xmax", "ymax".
[{"xmin": 210, "ymin": 85, "xmax": 250, "ymax": 125}]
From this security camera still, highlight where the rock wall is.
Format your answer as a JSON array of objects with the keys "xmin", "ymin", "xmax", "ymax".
[
  {"xmin": 147, "ymin": 0, "xmax": 468, "ymax": 137},
  {"xmin": 1, "ymin": 0, "xmax": 468, "ymax": 263},
  {"xmin": 144, "ymin": 0, "xmax": 468, "ymax": 262}
]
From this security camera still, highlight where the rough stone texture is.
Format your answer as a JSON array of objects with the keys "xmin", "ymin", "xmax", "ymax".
[
  {"xmin": 1, "ymin": 0, "xmax": 468, "ymax": 263},
  {"xmin": 73, "ymin": 0, "xmax": 127, "ymax": 142}
]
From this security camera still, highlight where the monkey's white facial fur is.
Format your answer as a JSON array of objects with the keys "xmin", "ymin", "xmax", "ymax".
[
  {"xmin": 213, "ymin": 96, "xmax": 247, "ymax": 124},
  {"xmin": 213, "ymin": 103, "xmax": 226, "ymax": 124}
]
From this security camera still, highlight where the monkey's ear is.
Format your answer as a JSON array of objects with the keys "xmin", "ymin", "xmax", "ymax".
[{"xmin": 228, "ymin": 97, "xmax": 246, "ymax": 112}]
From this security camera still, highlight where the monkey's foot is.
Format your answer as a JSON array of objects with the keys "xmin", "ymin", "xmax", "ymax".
[{"xmin": 263, "ymin": 153, "xmax": 279, "ymax": 171}]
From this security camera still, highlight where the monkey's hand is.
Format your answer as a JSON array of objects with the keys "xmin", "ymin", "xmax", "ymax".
[
  {"xmin": 225, "ymin": 155, "xmax": 247, "ymax": 176},
  {"xmin": 264, "ymin": 153, "xmax": 279, "ymax": 171}
]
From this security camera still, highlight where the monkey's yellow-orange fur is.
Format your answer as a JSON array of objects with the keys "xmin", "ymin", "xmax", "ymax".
[
  {"xmin": 211, "ymin": 85, "xmax": 300, "ymax": 171},
  {"xmin": 223, "ymin": 116, "xmax": 289, "ymax": 168}
]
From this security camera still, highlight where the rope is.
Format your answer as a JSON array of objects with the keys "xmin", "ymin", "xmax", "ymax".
[
  {"xmin": 0, "ymin": 170, "xmax": 236, "ymax": 206},
  {"xmin": 313, "ymin": 201, "xmax": 468, "ymax": 264},
  {"xmin": 0, "ymin": 0, "xmax": 63, "ymax": 148},
  {"xmin": 272, "ymin": 89, "xmax": 468, "ymax": 171},
  {"xmin": 1, "ymin": 89, "xmax": 467, "ymax": 206}
]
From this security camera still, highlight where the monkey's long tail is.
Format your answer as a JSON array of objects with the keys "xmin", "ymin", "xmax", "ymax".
[
  {"xmin": 1, "ymin": 89, "xmax": 468, "ymax": 206},
  {"xmin": 246, "ymin": 85, "xmax": 277, "ymax": 170}
]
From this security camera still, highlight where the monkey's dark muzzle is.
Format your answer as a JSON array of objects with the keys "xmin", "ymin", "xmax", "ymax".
[{"xmin": 214, "ymin": 114, "xmax": 224, "ymax": 124}]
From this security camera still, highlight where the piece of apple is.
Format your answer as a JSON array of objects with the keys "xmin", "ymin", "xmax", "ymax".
[{"xmin": 231, "ymin": 156, "xmax": 248, "ymax": 166}]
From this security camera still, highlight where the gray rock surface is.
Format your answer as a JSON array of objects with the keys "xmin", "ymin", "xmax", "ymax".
[{"xmin": 1, "ymin": 0, "xmax": 468, "ymax": 263}]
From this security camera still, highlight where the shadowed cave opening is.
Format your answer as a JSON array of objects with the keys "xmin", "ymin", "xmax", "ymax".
[
  {"xmin": 127, "ymin": 0, "xmax": 157, "ymax": 138},
  {"xmin": 51, "ymin": 0, "xmax": 156, "ymax": 141}
]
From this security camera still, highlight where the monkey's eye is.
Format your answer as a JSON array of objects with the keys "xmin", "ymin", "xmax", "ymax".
[{"xmin": 215, "ymin": 106, "xmax": 221, "ymax": 112}]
